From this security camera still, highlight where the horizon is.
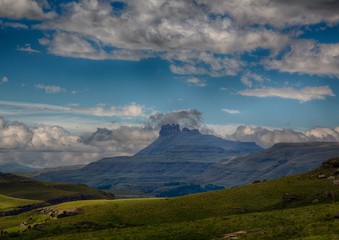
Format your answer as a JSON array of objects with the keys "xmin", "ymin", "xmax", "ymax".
[{"xmin": 0, "ymin": 0, "xmax": 338, "ymax": 167}]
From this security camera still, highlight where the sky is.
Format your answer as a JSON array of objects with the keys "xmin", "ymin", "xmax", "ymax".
[{"xmin": 0, "ymin": 0, "xmax": 339, "ymax": 167}]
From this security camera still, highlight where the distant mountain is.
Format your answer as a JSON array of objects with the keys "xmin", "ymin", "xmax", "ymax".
[
  {"xmin": 196, "ymin": 142, "xmax": 339, "ymax": 187},
  {"xmin": 34, "ymin": 124, "xmax": 262, "ymax": 196},
  {"xmin": 0, "ymin": 162, "xmax": 39, "ymax": 173},
  {"xmin": 136, "ymin": 124, "xmax": 262, "ymax": 161}
]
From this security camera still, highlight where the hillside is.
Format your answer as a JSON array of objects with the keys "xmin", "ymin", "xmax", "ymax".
[
  {"xmin": 0, "ymin": 158, "xmax": 338, "ymax": 239},
  {"xmin": 0, "ymin": 172, "xmax": 113, "ymax": 202},
  {"xmin": 33, "ymin": 124, "xmax": 262, "ymax": 196},
  {"xmin": 0, "ymin": 163, "xmax": 39, "ymax": 173},
  {"xmin": 196, "ymin": 142, "xmax": 339, "ymax": 187}
]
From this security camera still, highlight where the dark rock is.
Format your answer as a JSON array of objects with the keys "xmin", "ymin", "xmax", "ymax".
[
  {"xmin": 335, "ymin": 213, "xmax": 339, "ymax": 219},
  {"xmin": 56, "ymin": 209, "xmax": 80, "ymax": 218},
  {"xmin": 251, "ymin": 180, "xmax": 265, "ymax": 184},
  {"xmin": 324, "ymin": 191, "xmax": 335, "ymax": 201},
  {"xmin": 333, "ymin": 179, "xmax": 339, "ymax": 185},
  {"xmin": 159, "ymin": 124, "xmax": 181, "ymax": 136},
  {"xmin": 322, "ymin": 158, "xmax": 339, "ymax": 168},
  {"xmin": 182, "ymin": 127, "xmax": 200, "ymax": 135},
  {"xmin": 282, "ymin": 193, "xmax": 302, "ymax": 203},
  {"xmin": 256, "ymin": 231, "xmax": 266, "ymax": 236}
]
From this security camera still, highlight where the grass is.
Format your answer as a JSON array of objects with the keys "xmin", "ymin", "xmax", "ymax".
[
  {"xmin": 0, "ymin": 194, "xmax": 40, "ymax": 211},
  {"xmin": 0, "ymin": 172, "xmax": 111, "ymax": 201},
  {"xmin": 0, "ymin": 158, "xmax": 338, "ymax": 239}
]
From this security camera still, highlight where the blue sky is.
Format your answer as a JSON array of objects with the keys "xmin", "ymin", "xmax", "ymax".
[{"xmin": 0, "ymin": 0, "xmax": 338, "ymax": 167}]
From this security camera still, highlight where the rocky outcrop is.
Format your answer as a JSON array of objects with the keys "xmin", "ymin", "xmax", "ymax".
[{"xmin": 159, "ymin": 124, "xmax": 181, "ymax": 136}]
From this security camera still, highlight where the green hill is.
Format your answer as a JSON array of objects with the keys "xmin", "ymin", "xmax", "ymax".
[
  {"xmin": 0, "ymin": 172, "xmax": 113, "ymax": 202},
  {"xmin": 0, "ymin": 194, "xmax": 40, "ymax": 211},
  {"xmin": 0, "ymin": 158, "xmax": 338, "ymax": 239}
]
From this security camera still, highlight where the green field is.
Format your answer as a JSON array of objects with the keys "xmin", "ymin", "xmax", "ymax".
[
  {"xmin": 0, "ymin": 194, "xmax": 40, "ymax": 211},
  {"xmin": 0, "ymin": 158, "xmax": 338, "ymax": 239}
]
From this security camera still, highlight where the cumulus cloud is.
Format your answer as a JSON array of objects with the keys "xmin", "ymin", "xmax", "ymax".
[
  {"xmin": 186, "ymin": 77, "xmax": 206, "ymax": 87},
  {"xmin": 81, "ymin": 126, "xmax": 157, "ymax": 153},
  {"xmin": 0, "ymin": 20, "xmax": 28, "ymax": 29},
  {"xmin": 222, "ymin": 109, "xmax": 240, "ymax": 114},
  {"xmin": 0, "ymin": 76, "xmax": 8, "ymax": 84},
  {"xmin": 0, "ymin": 117, "xmax": 157, "ymax": 167},
  {"xmin": 0, "ymin": 0, "xmax": 56, "ymax": 20},
  {"xmin": 265, "ymin": 41, "xmax": 339, "ymax": 76},
  {"xmin": 0, "ymin": 100, "xmax": 145, "ymax": 117},
  {"xmin": 148, "ymin": 109, "xmax": 203, "ymax": 129},
  {"xmin": 240, "ymin": 71, "xmax": 268, "ymax": 88},
  {"xmin": 17, "ymin": 44, "xmax": 40, "ymax": 53},
  {"xmin": 227, "ymin": 125, "xmax": 339, "ymax": 148},
  {"xmin": 166, "ymin": 51, "xmax": 242, "ymax": 77},
  {"xmin": 72, "ymin": 103, "xmax": 144, "ymax": 117},
  {"xmin": 199, "ymin": 0, "xmax": 339, "ymax": 28},
  {"xmin": 239, "ymin": 86, "xmax": 335, "ymax": 102},
  {"xmin": 35, "ymin": 83, "xmax": 65, "ymax": 94}
]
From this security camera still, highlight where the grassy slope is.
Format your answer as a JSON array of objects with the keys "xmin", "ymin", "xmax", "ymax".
[
  {"xmin": 0, "ymin": 172, "xmax": 111, "ymax": 201},
  {"xmin": 1, "ymin": 159, "xmax": 338, "ymax": 239},
  {"xmin": 0, "ymin": 194, "xmax": 40, "ymax": 211}
]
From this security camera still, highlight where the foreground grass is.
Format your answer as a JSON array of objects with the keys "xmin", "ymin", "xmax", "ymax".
[
  {"xmin": 0, "ymin": 194, "xmax": 40, "ymax": 211},
  {"xmin": 4, "ymin": 202, "xmax": 339, "ymax": 240}
]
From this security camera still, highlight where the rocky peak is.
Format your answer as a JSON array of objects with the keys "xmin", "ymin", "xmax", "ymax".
[
  {"xmin": 182, "ymin": 127, "xmax": 200, "ymax": 135},
  {"xmin": 159, "ymin": 124, "xmax": 201, "ymax": 136},
  {"xmin": 159, "ymin": 124, "xmax": 181, "ymax": 136}
]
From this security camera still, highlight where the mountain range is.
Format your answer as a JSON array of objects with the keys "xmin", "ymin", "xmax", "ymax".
[{"xmin": 32, "ymin": 124, "xmax": 339, "ymax": 197}]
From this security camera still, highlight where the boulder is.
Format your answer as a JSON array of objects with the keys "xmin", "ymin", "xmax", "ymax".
[
  {"xmin": 282, "ymin": 193, "xmax": 302, "ymax": 203},
  {"xmin": 318, "ymin": 174, "xmax": 326, "ymax": 179},
  {"xmin": 56, "ymin": 209, "xmax": 80, "ymax": 218}
]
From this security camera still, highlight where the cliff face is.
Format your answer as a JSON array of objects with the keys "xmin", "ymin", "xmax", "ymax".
[{"xmin": 135, "ymin": 124, "xmax": 262, "ymax": 158}]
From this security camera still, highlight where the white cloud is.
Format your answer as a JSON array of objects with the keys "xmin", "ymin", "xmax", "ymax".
[
  {"xmin": 45, "ymin": 31, "xmax": 153, "ymax": 61},
  {"xmin": 240, "ymin": 71, "xmax": 268, "ymax": 88},
  {"xmin": 239, "ymin": 86, "xmax": 335, "ymax": 102},
  {"xmin": 72, "ymin": 103, "xmax": 144, "ymax": 117},
  {"xmin": 265, "ymin": 41, "xmax": 339, "ymax": 77},
  {"xmin": 34, "ymin": 0, "xmax": 289, "ymax": 71},
  {"xmin": 166, "ymin": 50, "xmax": 242, "ymax": 77},
  {"xmin": 35, "ymin": 83, "xmax": 65, "ymax": 94},
  {"xmin": 1, "ymin": 76, "xmax": 8, "ymax": 84},
  {"xmin": 198, "ymin": 0, "xmax": 339, "ymax": 28},
  {"xmin": 222, "ymin": 109, "xmax": 240, "ymax": 114},
  {"xmin": 186, "ymin": 77, "xmax": 206, "ymax": 87},
  {"xmin": 0, "ymin": 100, "xmax": 145, "ymax": 117},
  {"xmin": 0, "ymin": 0, "xmax": 56, "ymax": 20},
  {"xmin": 0, "ymin": 20, "xmax": 28, "ymax": 29},
  {"xmin": 17, "ymin": 44, "xmax": 40, "ymax": 53},
  {"xmin": 227, "ymin": 125, "xmax": 339, "ymax": 148},
  {"xmin": 0, "ymin": 116, "xmax": 157, "ymax": 167}
]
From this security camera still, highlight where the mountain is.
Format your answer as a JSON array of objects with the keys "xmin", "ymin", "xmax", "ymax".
[
  {"xmin": 136, "ymin": 124, "xmax": 262, "ymax": 161},
  {"xmin": 34, "ymin": 124, "xmax": 262, "ymax": 196},
  {"xmin": 0, "ymin": 162, "xmax": 39, "ymax": 173},
  {"xmin": 197, "ymin": 142, "xmax": 339, "ymax": 187}
]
